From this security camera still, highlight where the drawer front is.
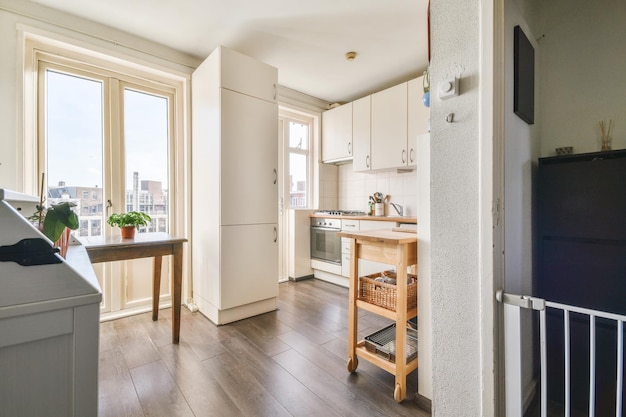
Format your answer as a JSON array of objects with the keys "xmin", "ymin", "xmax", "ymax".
[
  {"xmin": 341, "ymin": 219, "xmax": 360, "ymax": 232},
  {"xmin": 341, "ymin": 253, "xmax": 351, "ymax": 277},
  {"xmin": 341, "ymin": 237, "xmax": 352, "ymax": 254}
]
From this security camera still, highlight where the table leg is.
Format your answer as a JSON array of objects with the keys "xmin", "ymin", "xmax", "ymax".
[
  {"xmin": 394, "ymin": 244, "xmax": 409, "ymax": 402},
  {"xmin": 172, "ymin": 243, "xmax": 183, "ymax": 344},
  {"xmin": 347, "ymin": 238, "xmax": 359, "ymax": 372},
  {"xmin": 152, "ymin": 255, "xmax": 163, "ymax": 321}
]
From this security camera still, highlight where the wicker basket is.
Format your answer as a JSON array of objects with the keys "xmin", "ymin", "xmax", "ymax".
[{"xmin": 358, "ymin": 270, "xmax": 417, "ymax": 311}]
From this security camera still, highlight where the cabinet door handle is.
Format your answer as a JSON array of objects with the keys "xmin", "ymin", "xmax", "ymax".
[
  {"xmin": 273, "ymin": 83, "xmax": 277, "ymax": 101},
  {"xmin": 366, "ymin": 155, "xmax": 370, "ymax": 168},
  {"xmin": 402, "ymin": 149, "xmax": 407, "ymax": 163},
  {"xmin": 273, "ymin": 226, "xmax": 277, "ymax": 243},
  {"xmin": 273, "ymin": 168, "xmax": 277, "ymax": 185},
  {"xmin": 410, "ymin": 148, "xmax": 416, "ymax": 163},
  {"xmin": 348, "ymin": 141, "xmax": 352, "ymax": 155}
]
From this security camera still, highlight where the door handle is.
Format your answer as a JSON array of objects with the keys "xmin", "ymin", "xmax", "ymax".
[
  {"xmin": 410, "ymin": 148, "xmax": 416, "ymax": 163},
  {"xmin": 273, "ymin": 227, "xmax": 277, "ymax": 243},
  {"xmin": 366, "ymin": 155, "xmax": 370, "ymax": 168},
  {"xmin": 273, "ymin": 168, "xmax": 277, "ymax": 185},
  {"xmin": 402, "ymin": 149, "xmax": 407, "ymax": 163}
]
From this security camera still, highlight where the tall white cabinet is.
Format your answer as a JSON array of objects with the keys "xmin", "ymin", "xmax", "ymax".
[{"xmin": 191, "ymin": 46, "xmax": 279, "ymax": 325}]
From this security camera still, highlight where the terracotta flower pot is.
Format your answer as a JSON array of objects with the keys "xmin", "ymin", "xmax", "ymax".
[{"xmin": 121, "ymin": 226, "xmax": 136, "ymax": 239}]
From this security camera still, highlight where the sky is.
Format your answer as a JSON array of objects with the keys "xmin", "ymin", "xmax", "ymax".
[{"xmin": 46, "ymin": 70, "xmax": 169, "ymax": 191}]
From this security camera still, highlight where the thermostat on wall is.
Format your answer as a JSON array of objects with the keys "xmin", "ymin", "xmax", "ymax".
[{"xmin": 439, "ymin": 77, "xmax": 459, "ymax": 100}]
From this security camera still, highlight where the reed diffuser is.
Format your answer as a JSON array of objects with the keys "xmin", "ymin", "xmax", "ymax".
[{"xmin": 599, "ymin": 119, "xmax": 613, "ymax": 151}]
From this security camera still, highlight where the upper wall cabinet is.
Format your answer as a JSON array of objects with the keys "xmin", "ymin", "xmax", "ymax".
[
  {"xmin": 352, "ymin": 96, "xmax": 372, "ymax": 172},
  {"xmin": 324, "ymin": 75, "xmax": 429, "ymax": 171},
  {"xmin": 408, "ymin": 76, "xmax": 430, "ymax": 157},
  {"xmin": 321, "ymin": 103, "xmax": 353, "ymax": 163},
  {"xmin": 371, "ymin": 83, "xmax": 409, "ymax": 170}
]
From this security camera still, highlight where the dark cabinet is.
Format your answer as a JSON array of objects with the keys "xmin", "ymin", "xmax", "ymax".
[{"xmin": 536, "ymin": 149, "xmax": 626, "ymax": 416}]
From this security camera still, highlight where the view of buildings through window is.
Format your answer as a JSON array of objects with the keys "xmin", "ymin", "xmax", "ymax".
[
  {"xmin": 43, "ymin": 69, "xmax": 170, "ymax": 237},
  {"xmin": 285, "ymin": 118, "xmax": 310, "ymax": 208}
]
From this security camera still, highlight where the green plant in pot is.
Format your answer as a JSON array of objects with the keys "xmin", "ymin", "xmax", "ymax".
[
  {"xmin": 29, "ymin": 201, "xmax": 80, "ymax": 258},
  {"xmin": 107, "ymin": 211, "xmax": 151, "ymax": 239}
]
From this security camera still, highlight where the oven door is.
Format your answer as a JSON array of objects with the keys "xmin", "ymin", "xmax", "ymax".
[{"xmin": 310, "ymin": 226, "xmax": 341, "ymax": 264}]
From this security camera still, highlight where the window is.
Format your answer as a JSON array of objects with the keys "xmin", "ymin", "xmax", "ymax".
[
  {"xmin": 26, "ymin": 37, "xmax": 186, "ymax": 319},
  {"xmin": 280, "ymin": 112, "xmax": 313, "ymax": 208},
  {"xmin": 38, "ymin": 61, "xmax": 173, "ymax": 237}
]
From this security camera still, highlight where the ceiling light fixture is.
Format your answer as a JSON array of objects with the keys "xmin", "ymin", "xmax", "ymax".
[{"xmin": 345, "ymin": 51, "xmax": 357, "ymax": 61}]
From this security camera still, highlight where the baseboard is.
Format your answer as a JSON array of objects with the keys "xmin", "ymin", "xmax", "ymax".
[
  {"xmin": 415, "ymin": 393, "xmax": 432, "ymax": 413},
  {"xmin": 289, "ymin": 274, "xmax": 314, "ymax": 282}
]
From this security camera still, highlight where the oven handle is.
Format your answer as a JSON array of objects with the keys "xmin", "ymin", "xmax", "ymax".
[{"xmin": 311, "ymin": 226, "xmax": 341, "ymax": 232}]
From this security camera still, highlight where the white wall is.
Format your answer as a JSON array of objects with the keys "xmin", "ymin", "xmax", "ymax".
[
  {"xmin": 318, "ymin": 162, "xmax": 418, "ymax": 217},
  {"xmin": 318, "ymin": 163, "xmax": 339, "ymax": 210},
  {"xmin": 531, "ymin": 0, "xmax": 626, "ymax": 157},
  {"xmin": 334, "ymin": 163, "xmax": 418, "ymax": 216}
]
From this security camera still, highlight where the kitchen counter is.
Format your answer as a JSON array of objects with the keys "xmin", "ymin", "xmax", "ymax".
[{"xmin": 311, "ymin": 213, "xmax": 417, "ymax": 223}]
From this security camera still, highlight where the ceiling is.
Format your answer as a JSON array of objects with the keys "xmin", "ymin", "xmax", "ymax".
[{"xmin": 28, "ymin": 0, "xmax": 429, "ymax": 104}]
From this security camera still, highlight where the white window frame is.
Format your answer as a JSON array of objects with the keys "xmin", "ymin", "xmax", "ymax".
[
  {"xmin": 279, "ymin": 109, "xmax": 314, "ymax": 209},
  {"xmin": 22, "ymin": 34, "xmax": 190, "ymax": 319}
]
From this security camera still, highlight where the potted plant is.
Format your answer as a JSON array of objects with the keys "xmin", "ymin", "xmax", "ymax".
[
  {"xmin": 30, "ymin": 201, "xmax": 80, "ymax": 258},
  {"xmin": 107, "ymin": 211, "xmax": 151, "ymax": 239}
]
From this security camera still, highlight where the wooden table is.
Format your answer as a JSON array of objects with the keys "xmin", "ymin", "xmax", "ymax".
[
  {"xmin": 337, "ymin": 228, "xmax": 418, "ymax": 402},
  {"xmin": 79, "ymin": 233, "xmax": 187, "ymax": 343}
]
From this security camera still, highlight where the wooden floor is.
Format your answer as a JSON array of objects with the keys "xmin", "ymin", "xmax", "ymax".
[{"xmin": 98, "ymin": 279, "xmax": 430, "ymax": 417}]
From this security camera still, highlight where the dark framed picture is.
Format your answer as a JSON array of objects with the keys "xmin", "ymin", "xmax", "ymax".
[{"xmin": 514, "ymin": 25, "xmax": 534, "ymax": 125}]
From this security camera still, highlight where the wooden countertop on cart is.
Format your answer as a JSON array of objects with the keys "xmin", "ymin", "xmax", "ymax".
[
  {"xmin": 337, "ymin": 228, "xmax": 417, "ymax": 244},
  {"xmin": 310, "ymin": 213, "xmax": 417, "ymax": 223}
]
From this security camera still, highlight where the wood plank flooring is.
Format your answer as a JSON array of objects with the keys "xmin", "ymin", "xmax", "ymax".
[{"xmin": 98, "ymin": 279, "xmax": 430, "ymax": 417}]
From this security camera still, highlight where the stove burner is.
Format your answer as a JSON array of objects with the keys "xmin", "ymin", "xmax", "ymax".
[{"xmin": 315, "ymin": 210, "xmax": 367, "ymax": 216}]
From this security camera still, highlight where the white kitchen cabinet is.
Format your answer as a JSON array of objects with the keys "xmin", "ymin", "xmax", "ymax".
[
  {"xmin": 220, "ymin": 88, "xmax": 278, "ymax": 226},
  {"xmin": 322, "ymin": 103, "xmax": 353, "ymax": 163},
  {"xmin": 408, "ymin": 76, "xmax": 430, "ymax": 166},
  {"xmin": 371, "ymin": 82, "xmax": 409, "ymax": 170},
  {"xmin": 341, "ymin": 219, "xmax": 359, "ymax": 277},
  {"xmin": 214, "ymin": 45, "xmax": 277, "ymax": 103},
  {"xmin": 220, "ymin": 224, "xmax": 278, "ymax": 310},
  {"xmin": 191, "ymin": 45, "xmax": 279, "ymax": 324},
  {"xmin": 352, "ymin": 96, "xmax": 371, "ymax": 172}
]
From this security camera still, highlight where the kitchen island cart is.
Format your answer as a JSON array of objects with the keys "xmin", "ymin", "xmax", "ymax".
[{"xmin": 337, "ymin": 228, "xmax": 418, "ymax": 402}]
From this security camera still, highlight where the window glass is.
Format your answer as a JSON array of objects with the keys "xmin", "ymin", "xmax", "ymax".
[
  {"xmin": 123, "ymin": 88, "xmax": 170, "ymax": 233},
  {"xmin": 45, "ymin": 70, "xmax": 104, "ymax": 237},
  {"xmin": 285, "ymin": 118, "xmax": 311, "ymax": 209}
]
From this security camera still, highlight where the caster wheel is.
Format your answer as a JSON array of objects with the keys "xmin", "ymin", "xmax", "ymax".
[
  {"xmin": 394, "ymin": 383, "xmax": 403, "ymax": 402},
  {"xmin": 347, "ymin": 356, "xmax": 358, "ymax": 373}
]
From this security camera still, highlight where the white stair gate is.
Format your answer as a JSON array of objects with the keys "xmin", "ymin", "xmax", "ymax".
[{"xmin": 498, "ymin": 291, "xmax": 626, "ymax": 417}]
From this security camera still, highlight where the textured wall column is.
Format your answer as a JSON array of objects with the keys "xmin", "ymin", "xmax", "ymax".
[{"xmin": 430, "ymin": 0, "xmax": 483, "ymax": 415}]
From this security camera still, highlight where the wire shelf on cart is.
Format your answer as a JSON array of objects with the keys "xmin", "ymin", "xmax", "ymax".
[{"xmin": 364, "ymin": 323, "xmax": 418, "ymax": 363}]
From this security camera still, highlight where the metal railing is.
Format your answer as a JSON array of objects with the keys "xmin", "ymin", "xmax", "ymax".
[{"xmin": 497, "ymin": 291, "xmax": 626, "ymax": 417}]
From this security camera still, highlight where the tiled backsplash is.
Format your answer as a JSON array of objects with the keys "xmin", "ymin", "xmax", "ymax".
[{"xmin": 319, "ymin": 163, "xmax": 418, "ymax": 217}]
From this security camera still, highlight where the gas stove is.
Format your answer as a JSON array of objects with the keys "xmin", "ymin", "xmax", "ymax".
[{"xmin": 314, "ymin": 209, "xmax": 367, "ymax": 216}]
